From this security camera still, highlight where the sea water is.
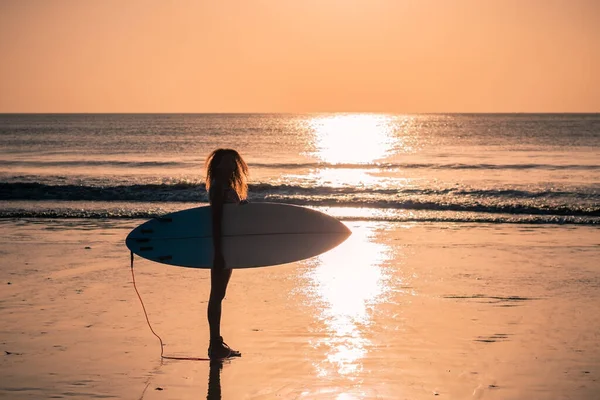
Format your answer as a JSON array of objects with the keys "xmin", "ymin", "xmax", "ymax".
[{"xmin": 0, "ymin": 113, "xmax": 598, "ymax": 224}]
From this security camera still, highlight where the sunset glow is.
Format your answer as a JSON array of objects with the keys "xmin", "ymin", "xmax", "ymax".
[
  {"xmin": 1, "ymin": 0, "xmax": 598, "ymax": 113},
  {"xmin": 1, "ymin": 1, "xmax": 600, "ymax": 396}
]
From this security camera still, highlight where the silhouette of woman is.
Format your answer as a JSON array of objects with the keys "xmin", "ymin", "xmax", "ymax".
[{"xmin": 205, "ymin": 149, "xmax": 248, "ymax": 359}]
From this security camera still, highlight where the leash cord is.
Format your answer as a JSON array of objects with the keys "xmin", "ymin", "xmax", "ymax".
[{"xmin": 130, "ymin": 251, "xmax": 210, "ymax": 361}]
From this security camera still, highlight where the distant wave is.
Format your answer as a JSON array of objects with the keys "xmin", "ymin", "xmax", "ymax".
[
  {"xmin": 0, "ymin": 160, "xmax": 188, "ymax": 167},
  {"xmin": 1, "ymin": 181, "xmax": 596, "ymax": 199},
  {"xmin": 249, "ymin": 162, "xmax": 600, "ymax": 171},
  {"xmin": 1, "ymin": 182, "xmax": 598, "ymax": 217},
  {"xmin": 1, "ymin": 159, "xmax": 598, "ymax": 171}
]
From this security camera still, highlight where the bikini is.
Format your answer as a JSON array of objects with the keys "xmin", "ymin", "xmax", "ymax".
[{"xmin": 209, "ymin": 181, "xmax": 241, "ymax": 204}]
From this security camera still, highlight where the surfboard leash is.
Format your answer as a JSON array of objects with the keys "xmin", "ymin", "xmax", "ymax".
[{"xmin": 130, "ymin": 251, "xmax": 212, "ymax": 361}]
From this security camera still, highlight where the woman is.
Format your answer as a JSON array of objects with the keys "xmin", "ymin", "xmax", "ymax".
[{"xmin": 205, "ymin": 148, "xmax": 248, "ymax": 359}]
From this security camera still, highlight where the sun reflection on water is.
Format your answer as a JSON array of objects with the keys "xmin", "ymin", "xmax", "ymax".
[
  {"xmin": 286, "ymin": 114, "xmax": 416, "ymax": 193},
  {"xmin": 308, "ymin": 114, "xmax": 412, "ymax": 165},
  {"xmin": 302, "ymin": 223, "xmax": 392, "ymax": 377}
]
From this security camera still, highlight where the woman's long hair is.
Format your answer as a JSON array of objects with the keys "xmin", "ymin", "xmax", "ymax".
[{"xmin": 205, "ymin": 149, "xmax": 249, "ymax": 199}]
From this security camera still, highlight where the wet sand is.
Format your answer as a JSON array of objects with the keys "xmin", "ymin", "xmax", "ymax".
[{"xmin": 0, "ymin": 219, "xmax": 599, "ymax": 399}]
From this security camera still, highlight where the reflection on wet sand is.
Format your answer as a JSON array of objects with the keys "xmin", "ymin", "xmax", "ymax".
[
  {"xmin": 138, "ymin": 359, "xmax": 225, "ymax": 400},
  {"xmin": 206, "ymin": 360, "xmax": 223, "ymax": 400},
  {"xmin": 301, "ymin": 223, "xmax": 394, "ymax": 378}
]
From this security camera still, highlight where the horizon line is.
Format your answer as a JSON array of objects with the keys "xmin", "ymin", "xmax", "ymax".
[{"xmin": 1, "ymin": 111, "xmax": 599, "ymax": 115}]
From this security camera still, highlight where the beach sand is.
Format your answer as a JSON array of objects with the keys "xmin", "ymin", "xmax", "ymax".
[{"xmin": 0, "ymin": 219, "xmax": 598, "ymax": 399}]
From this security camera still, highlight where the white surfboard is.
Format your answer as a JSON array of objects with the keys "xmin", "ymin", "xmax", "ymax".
[{"xmin": 125, "ymin": 203, "xmax": 351, "ymax": 269}]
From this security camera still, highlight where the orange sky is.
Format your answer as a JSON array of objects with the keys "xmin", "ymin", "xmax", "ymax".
[{"xmin": 0, "ymin": 0, "xmax": 598, "ymax": 113}]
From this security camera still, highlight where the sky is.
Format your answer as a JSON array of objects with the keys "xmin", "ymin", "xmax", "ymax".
[{"xmin": 0, "ymin": 0, "xmax": 598, "ymax": 113}]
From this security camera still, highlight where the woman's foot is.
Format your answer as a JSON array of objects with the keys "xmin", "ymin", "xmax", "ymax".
[{"xmin": 208, "ymin": 337, "xmax": 241, "ymax": 359}]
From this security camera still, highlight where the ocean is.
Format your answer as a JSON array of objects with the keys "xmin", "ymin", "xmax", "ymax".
[{"xmin": 0, "ymin": 113, "xmax": 598, "ymax": 224}]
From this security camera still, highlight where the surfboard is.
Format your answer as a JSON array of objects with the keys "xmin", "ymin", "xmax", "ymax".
[{"xmin": 125, "ymin": 202, "xmax": 351, "ymax": 269}]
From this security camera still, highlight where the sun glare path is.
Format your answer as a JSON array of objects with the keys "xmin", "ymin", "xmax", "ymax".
[{"xmin": 302, "ymin": 223, "xmax": 393, "ymax": 378}]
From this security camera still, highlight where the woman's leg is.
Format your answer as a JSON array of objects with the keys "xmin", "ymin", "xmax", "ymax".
[
  {"xmin": 207, "ymin": 268, "xmax": 240, "ymax": 358},
  {"xmin": 208, "ymin": 268, "xmax": 232, "ymax": 342}
]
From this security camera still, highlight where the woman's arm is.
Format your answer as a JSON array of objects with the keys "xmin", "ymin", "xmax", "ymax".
[{"xmin": 210, "ymin": 182, "xmax": 225, "ymax": 269}]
